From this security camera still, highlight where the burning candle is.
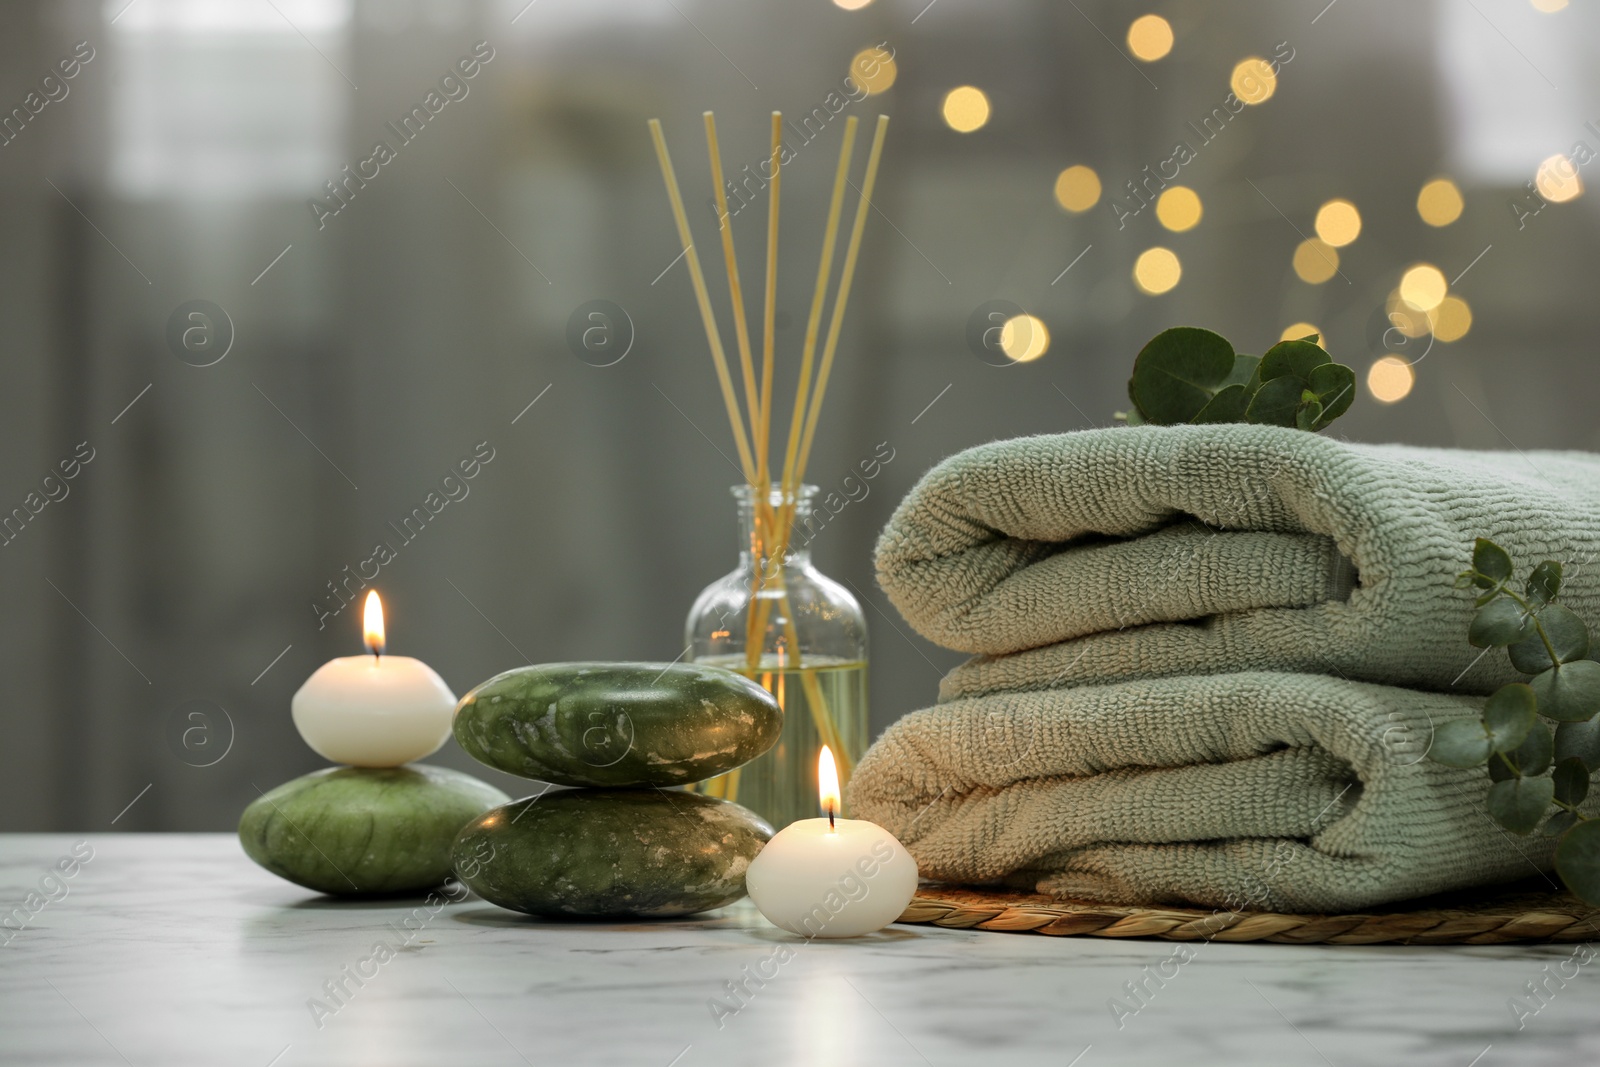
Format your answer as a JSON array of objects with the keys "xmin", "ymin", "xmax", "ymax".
[
  {"xmin": 745, "ymin": 746, "xmax": 918, "ymax": 938},
  {"xmin": 290, "ymin": 591, "xmax": 456, "ymax": 768}
]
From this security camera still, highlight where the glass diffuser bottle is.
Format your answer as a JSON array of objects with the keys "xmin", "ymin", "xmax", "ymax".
[{"xmin": 685, "ymin": 485, "xmax": 868, "ymax": 830}]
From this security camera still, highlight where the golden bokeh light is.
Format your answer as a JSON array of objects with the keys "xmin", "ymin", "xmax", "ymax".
[
  {"xmin": 1133, "ymin": 247, "xmax": 1182, "ymax": 295},
  {"xmin": 1417, "ymin": 178, "xmax": 1464, "ymax": 227},
  {"xmin": 1385, "ymin": 290, "xmax": 1433, "ymax": 339},
  {"xmin": 1367, "ymin": 356, "xmax": 1415, "ymax": 404},
  {"xmin": 1314, "ymin": 199, "xmax": 1361, "ymax": 247},
  {"xmin": 1281, "ymin": 322, "xmax": 1321, "ymax": 344},
  {"xmin": 850, "ymin": 46, "xmax": 897, "ymax": 95},
  {"xmin": 1127, "ymin": 15, "xmax": 1174, "ymax": 62},
  {"xmin": 999, "ymin": 314, "xmax": 1050, "ymax": 362},
  {"xmin": 1231, "ymin": 57, "xmax": 1277, "ymax": 104},
  {"xmin": 1155, "ymin": 186, "xmax": 1203, "ymax": 232},
  {"xmin": 1429, "ymin": 295, "xmax": 1472, "ymax": 342},
  {"xmin": 1535, "ymin": 154, "xmax": 1583, "ymax": 203},
  {"xmin": 1399, "ymin": 264, "xmax": 1448, "ymax": 311},
  {"xmin": 1292, "ymin": 239, "xmax": 1339, "ymax": 284},
  {"xmin": 941, "ymin": 86, "xmax": 991, "ymax": 133},
  {"xmin": 833, "ymin": 0, "xmax": 873, "ymax": 8},
  {"xmin": 1054, "ymin": 165, "xmax": 1102, "ymax": 212},
  {"xmin": 1532, "ymin": 0, "xmax": 1568, "ymax": 12}
]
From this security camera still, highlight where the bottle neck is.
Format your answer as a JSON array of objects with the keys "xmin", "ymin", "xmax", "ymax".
[{"xmin": 735, "ymin": 487, "xmax": 815, "ymax": 573}]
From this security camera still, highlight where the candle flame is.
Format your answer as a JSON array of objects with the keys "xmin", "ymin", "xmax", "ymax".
[
  {"xmin": 818, "ymin": 745, "xmax": 840, "ymax": 826},
  {"xmin": 363, "ymin": 591, "xmax": 386, "ymax": 657}
]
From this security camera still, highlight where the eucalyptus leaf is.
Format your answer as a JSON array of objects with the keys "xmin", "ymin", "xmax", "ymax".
[
  {"xmin": 1222, "ymin": 353, "xmax": 1260, "ymax": 389},
  {"xmin": 1472, "ymin": 539, "xmax": 1513, "ymax": 585},
  {"xmin": 1543, "ymin": 810, "xmax": 1579, "ymax": 838},
  {"xmin": 1428, "ymin": 717, "xmax": 1492, "ymax": 768},
  {"xmin": 1554, "ymin": 818, "xmax": 1600, "ymax": 906},
  {"xmin": 1509, "ymin": 719, "xmax": 1554, "ymax": 777},
  {"xmin": 1295, "ymin": 393, "xmax": 1324, "ymax": 432},
  {"xmin": 1244, "ymin": 375, "xmax": 1304, "ymax": 427},
  {"xmin": 1468, "ymin": 597, "xmax": 1531, "ymax": 648},
  {"xmin": 1508, "ymin": 604, "xmax": 1589, "ymax": 673},
  {"xmin": 1555, "ymin": 717, "xmax": 1600, "ymax": 772},
  {"xmin": 1531, "ymin": 660, "xmax": 1600, "ymax": 723},
  {"xmin": 1489, "ymin": 752, "xmax": 1519, "ymax": 782},
  {"xmin": 1128, "ymin": 327, "xmax": 1237, "ymax": 425},
  {"xmin": 1257, "ymin": 338, "xmax": 1329, "ymax": 383},
  {"xmin": 1484, "ymin": 684, "xmax": 1537, "ymax": 752},
  {"xmin": 1486, "ymin": 775, "xmax": 1555, "ymax": 834},
  {"xmin": 1305, "ymin": 363, "xmax": 1355, "ymax": 429},
  {"xmin": 1527, "ymin": 560, "xmax": 1562, "ymax": 607},
  {"xmin": 1192, "ymin": 383, "xmax": 1251, "ymax": 424},
  {"xmin": 1553, "ymin": 756, "xmax": 1591, "ymax": 807}
]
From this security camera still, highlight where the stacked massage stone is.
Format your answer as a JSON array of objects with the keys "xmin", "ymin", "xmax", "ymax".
[{"xmin": 449, "ymin": 662, "xmax": 782, "ymax": 918}]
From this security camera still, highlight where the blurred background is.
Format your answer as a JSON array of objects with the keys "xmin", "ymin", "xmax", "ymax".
[{"xmin": 2, "ymin": 0, "xmax": 1596, "ymax": 830}]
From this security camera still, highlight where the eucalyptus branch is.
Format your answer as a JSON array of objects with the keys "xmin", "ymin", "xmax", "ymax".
[{"xmin": 1431, "ymin": 538, "xmax": 1600, "ymax": 903}]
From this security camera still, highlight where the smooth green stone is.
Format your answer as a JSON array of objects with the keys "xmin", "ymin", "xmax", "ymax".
[
  {"xmin": 453, "ymin": 661, "xmax": 782, "ymax": 787},
  {"xmin": 453, "ymin": 789, "xmax": 773, "ymax": 919},
  {"xmin": 239, "ymin": 765, "xmax": 510, "ymax": 896}
]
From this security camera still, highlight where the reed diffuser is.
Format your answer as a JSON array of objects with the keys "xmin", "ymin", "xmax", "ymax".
[{"xmin": 649, "ymin": 110, "xmax": 889, "ymax": 828}]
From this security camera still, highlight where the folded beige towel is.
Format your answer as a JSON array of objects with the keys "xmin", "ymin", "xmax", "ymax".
[
  {"xmin": 846, "ymin": 672, "xmax": 1554, "ymax": 911},
  {"xmin": 874, "ymin": 424, "xmax": 1600, "ymax": 700}
]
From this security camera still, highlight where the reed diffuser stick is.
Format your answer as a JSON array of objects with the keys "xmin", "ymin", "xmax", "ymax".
[
  {"xmin": 797, "ymin": 114, "xmax": 890, "ymax": 482},
  {"xmin": 758, "ymin": 112, "xmax": 781, "ymax": 486},
  {"xmin": 703, "ymin": 113, "xmax": 762, "ymax": 444},
  {"xmin": 779, "ymin": 115, "xmax": 858, "ymax": 502},
  {"xmin": 647, "ymin": 118, "xmax": 757, "ymax": 483},
  {"xmin": 745, "ymin": 116, "xmax": 858, "ymax": 673}
]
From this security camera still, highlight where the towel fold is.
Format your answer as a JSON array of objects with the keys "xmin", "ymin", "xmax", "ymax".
[
  {"xmin": 845, "ymin": 672, "xmax": 1554, "ymax": 911},
  {"xmin": 874, "ymin": 424, "xmax": 1600, "ymax": 700}
]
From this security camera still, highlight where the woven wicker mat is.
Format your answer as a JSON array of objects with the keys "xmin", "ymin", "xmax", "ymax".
[{"xmin": 895, "ymin": 880, "xmax": 1600, "ymax": 945}]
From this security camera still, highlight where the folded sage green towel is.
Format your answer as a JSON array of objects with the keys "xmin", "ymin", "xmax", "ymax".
[
  {"xmin": 875, "ymin": 424, "xmax": 1600, "ymax": 701},
  {"xmin": 845, "ymin": 672, "xmax": 1556, "ymax": 911}
]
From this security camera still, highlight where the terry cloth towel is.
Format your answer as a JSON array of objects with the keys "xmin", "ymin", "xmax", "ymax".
[
  {"xmin": 874, "ymin": 424, "xmax": 1600, "ymax": 701},
  {"xmin": 845, "ymin": 672, "xmax": 1556, "ymax": 911}
]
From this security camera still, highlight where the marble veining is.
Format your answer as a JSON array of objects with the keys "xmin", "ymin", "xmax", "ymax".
[{"xmin": 1, "ymin": 834, "xmax": 1596, "ymax": 1067}]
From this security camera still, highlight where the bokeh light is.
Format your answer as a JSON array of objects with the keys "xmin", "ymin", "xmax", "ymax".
[
  {"xmin": 999, "ymin": 314, "xmax": 1050, "ymax": 362},
  {"xmin": 1399, "ymin": 264, "xmax": 1448, "ymax": 311},
  {"xmin": 1535, "ymin": 154, "xmax": 1583, "ymax": 203},
  {"xmin": 1532, "ymin": 0, "xmax": 1568, "ymax": 11},
  {"xmin": 850, "ymin": 46, "xmax": 897, "ymax": 95},
  {"xmin": 1133, "ymin": 247, "xmax": 1182, "ymax": 294},
  {"xmin": 1429, "ymin": 296, "xmax": 1472, "ymax": 342},
  {"xmin": 1230, "ymin": 57, "xmax": 1277, "ymax": 104},
  {"xmin": 1314, "ymin": 199, "xmax": 1361, "ymax": 247},
  {"xmin": 1292, "ymin": 239, "xmax": 1339, "ymax": 284},
  {"xmin": 1367, "ymin": 356, "xmax": 1415, "ymax": 403},
  {"xmin": 1386, "ymin": 290, "xmax": 1433, "ymax": 339},
  {"xmin": 1281, "ymin": 322, "xmax": 1321, "ymax": 344},
  {"xmin": 1417, "ymin": 178, "xmax": 1464, "ymax": 227},
  {"xmin": 1155, "ymin": 186, "xmax": 1202, "ymax": 232},
  {"xmin": 1127, "ymin": 15, "xmax": 1174, "ymax": 61},
  {"xmin": 833, "ymin": 0, "xmax": 873, "ymax": 9},
  {"xmin": 1054, "ymin": 165, "xmax": 1102, "ymax": 212},
  {"xmin": 941, "ymin": 86, "xmax": 991, "ymax": 133}
]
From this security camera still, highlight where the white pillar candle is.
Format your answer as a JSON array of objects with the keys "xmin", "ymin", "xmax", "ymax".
[
  {"xmin": 745, "ymin": 747, "xmax": 918, "ymax": 938},
  {"xmin": 290, "ymin": 592, "xmax": 456, "ymax": 768}
]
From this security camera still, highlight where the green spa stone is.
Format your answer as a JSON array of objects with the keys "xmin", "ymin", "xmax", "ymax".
[
  {"xmin": 453, "ymin": 661, "xmax": 782, "ymax": 787},
  {"xmin": 453, "ymin": 788, "xmax": 773, "ymax": 919},
  {"xmin": 239, "ymin": 765, "xmax": 510, "ymax": 896}
]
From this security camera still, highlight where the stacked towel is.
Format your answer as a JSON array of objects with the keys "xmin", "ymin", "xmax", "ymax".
[{"xmin": 847, "ymin": 424, "xmax": 1600, "ymax": 910}]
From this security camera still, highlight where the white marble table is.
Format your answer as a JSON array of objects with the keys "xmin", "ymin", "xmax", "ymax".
[{"xmin": 0, "ymin": 834, "xmax": 1594, "ymax": 1067}]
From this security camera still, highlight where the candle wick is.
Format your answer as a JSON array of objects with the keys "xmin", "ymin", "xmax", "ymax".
[{"xmin": 828, "ymin": 806, "xmax": 834, "ymax": 831}]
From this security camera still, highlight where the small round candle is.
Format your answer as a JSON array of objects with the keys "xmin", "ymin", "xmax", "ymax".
[
  {"xmin": 745, "ymin": 746, "xmax": 918, "ymax": 938},
  {"xmin": 291, "ymin": 592, "xmax": 456, "ymax": 768}
]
